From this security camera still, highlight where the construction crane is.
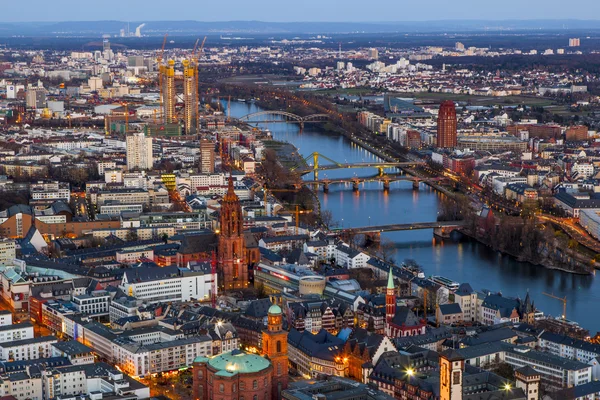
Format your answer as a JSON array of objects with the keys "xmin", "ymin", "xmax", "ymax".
[
  {"xmin": 543, "ymin": 292, "xmax": 567, "ymax": 320},
  {"xmin": 191, "ymin": 37, "xmax": 206, "ymax": 134},
  {"xmin": 278, "ymin": 204, "xmax": 313, "ymax": 235},
  {"xmin": 121, "ymin": 102, "xmax": 129, "ymax": 133},
  {"xmin": 157, "ymin": 33, "xmax": 168, "ymax": 124}
]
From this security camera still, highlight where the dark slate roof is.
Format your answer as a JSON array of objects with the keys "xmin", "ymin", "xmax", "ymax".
[
  {"xmin": 460, "ymin": 328, "xmax": 517, "ymax": 347},
  {"xmin": 482, "ymin": 294, "xmax": 519, "ymax": 318},
  {"xmin": 553, "ymin": 380, "xmax": 600, "ymax": 399},
  {"xmin": 540, "ymin": 331, "xmax": 600, "ymax": 355},
  {"xmin": 123, "ymin": 265, "xmax": 180, "ymax": 283},
  {"xmin": 177, "ymin": 233, "xmax": 218, "ymax": 255},
  {"xmin": 288, "ymin": 328, "xmax": 345, "ymax": 361},
  {"xmin": 392, "ymin": 306, "xmax": 422, "ymax": 327},
  {"xmin": 244, "ymin": 298, "xmax": 272, "ymax": 319},
  {"xmin": 554, "ymin": 190, "xmax": 600, "ymax": 209},
  {"xmin": 515, "ymin": 365, "xmax": 539, "ymax": 377},
  {"xmin": 52, "ymin": 340, "xmax": 93, "ymax": 355},
  {"xmin": 440, "ymin": 349, "xmax": 465, "ymax": 362},
  {"xmin": 439, "ymin": 303, "xmax": 462, "ymax": 316},
  {"xmin": 456, "ymin": 283, "xmax": 474, "ymax": 295}
]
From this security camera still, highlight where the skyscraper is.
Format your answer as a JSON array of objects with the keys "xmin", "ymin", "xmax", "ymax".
[
  {"xmin": 199, "ymin": 139, "xmax": 215, "ymax": 173},
  {"xmin": 126, "ymin": 132, "xmax": 153, "ymax": 171},
  {"xmin": 436, "ymin": 101, "xmax": 457, "ymax": 149},
  {"xmin": 218, "ymin": 177, "xmax": 248, "ymax": 290}
]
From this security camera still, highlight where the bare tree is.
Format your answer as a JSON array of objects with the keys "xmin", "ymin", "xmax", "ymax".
[{"xmin": 379, "ymin": 237, "xmax": 397, "ymax": 264}]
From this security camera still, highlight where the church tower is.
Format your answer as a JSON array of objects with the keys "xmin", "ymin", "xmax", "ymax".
[
  {"xmin": 262, "ymin": 303, "xmax": 288, "ymax": 400},
  {"xmin": 385, "ymin": 265, "xmax": 396, "ymax": 337},
  {"xmin": 218, "ymin": 176, "xmax": 248, "ymax": 290},
  {"xmin": 439, "ymin": 350, "xmax": 464, "ymax": 400}
]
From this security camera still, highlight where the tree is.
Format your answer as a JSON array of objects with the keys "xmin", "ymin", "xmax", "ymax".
[
  {"xmin": 126, "ymin": 229, "xmax": 138, "ymax": 242},
  {"xmin": 321, "ymin": 209, "xmax": 337, "ymax": 229},
  {"xmin": 379, "ymin": 237, "xmax": 397, "ymax": 264},
  {"xmin": 492, "ymin": 362, "xmax": 515, "ymax": 381}
]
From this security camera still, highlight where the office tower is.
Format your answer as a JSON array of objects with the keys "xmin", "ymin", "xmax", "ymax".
[
  {"xmin": 126, "ymin": 132, "xmax": 153, "ymax": 171},
  {"xmin": 569, "ymin": 38, "xmax": 581, "ymax": 47},
  {"xmin": 199, "ymin": 139, "xmax": 215, "ymax": 173},
  {"xmin": 162, "ymin": 60, "xmax": 176, "ymax": 124},
  {"xmin": 183, "ymin": 59, "xmax": 198, "ymax": 135},
  {"xmin": 127, "ymin": 56, "xmax": 144, "ymax": 67},
  {"xmin": 436, "ymin": 101, "xmax": 457, "ymax": 149},
  {"xmin": 368, "ymin": 48, "xmax": 379, "ymax": 60},
  {"xmin": 26, "ymin": 88, "xmax": 46, "ymax": 109}
]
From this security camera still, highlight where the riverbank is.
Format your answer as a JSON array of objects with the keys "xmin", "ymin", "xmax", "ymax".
[{"xmin": 226, "ymin": 97, "xmax": 600, "ymax": 332}]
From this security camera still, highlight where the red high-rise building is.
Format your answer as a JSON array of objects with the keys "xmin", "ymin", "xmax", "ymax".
[
  {"xmin": 218, "ymin": 177, "xmax": 249, "ymax": 290},
  {"xmin": 437, "ymin": 101, "xmax": 457, "ymax": 148}
]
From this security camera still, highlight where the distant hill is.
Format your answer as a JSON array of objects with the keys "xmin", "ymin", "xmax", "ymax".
[{"xmin": 0, "ymin": 19, "xmax": 599, "ymax": 36}]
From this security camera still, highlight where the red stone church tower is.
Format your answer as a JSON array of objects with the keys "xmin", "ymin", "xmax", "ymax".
[
  {"xmin": 385, "ymin": 265, "xmax": 396, "ymax": 337},
  {"xmin": 262, "ymin": 303, "xmax": 288, "ymax": 400},
  {"xmin": 218, "ymin": 177, "xmax": 248, "ymax": 290}
]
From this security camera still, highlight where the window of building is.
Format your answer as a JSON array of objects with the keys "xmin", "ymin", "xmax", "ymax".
[
  {"xmin": 239, "ymin": 382, "xmax": 245, "ymax": 390},
  {"xmin": 233, "ymin": 383, "xmax": 236, "ymax": 393},
  {"xmin": 453, "ymin": 371, "xmax": 461, "ymax": 385},
  {"xmin": 253, "ymin": 380, "xmax": 258, "ymax": 389},
  {"xmin": 276, "ymin": 341, "xmax": 281, "ymax": 353},
  {"xmin": 219, "ymin": 384, "xmax": 224, "ymax": 393},
  {"xmin": 253, "ymin": 396, "xmax": 257, "ymax": 400}
]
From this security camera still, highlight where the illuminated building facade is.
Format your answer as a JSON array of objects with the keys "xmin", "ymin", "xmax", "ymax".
[{"xmin": 436, "ymin": 100, "xmax": 457, "ymax": 149}]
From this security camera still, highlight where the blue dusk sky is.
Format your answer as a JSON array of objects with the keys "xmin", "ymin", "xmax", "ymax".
[{"xmin": 2, "ymin": 0, "xmax": 600, "ymax": 22}]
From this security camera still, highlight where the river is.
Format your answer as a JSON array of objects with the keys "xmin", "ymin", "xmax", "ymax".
[{"xmin": 225, "ymin": 100, "xmax": 600, "ymax": 334}]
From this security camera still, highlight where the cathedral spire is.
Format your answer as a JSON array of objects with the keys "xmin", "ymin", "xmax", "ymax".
[{"xmin": 387, "ymin": 265, "xmax": 395, "ymax": 290}]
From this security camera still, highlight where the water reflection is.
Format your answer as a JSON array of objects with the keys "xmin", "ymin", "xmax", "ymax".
[{"xmin": 225, "ymin": 100, "xmax": 600, "ymax": 334}]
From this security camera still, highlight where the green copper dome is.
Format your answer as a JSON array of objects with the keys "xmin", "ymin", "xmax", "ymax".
[
  {"xmin": 268, "ymin": 304, "xmax": 282, "ymax": 315},
  {"xmin": 208, "ymin": 350, "xmax": 271, "ymax": 374}
]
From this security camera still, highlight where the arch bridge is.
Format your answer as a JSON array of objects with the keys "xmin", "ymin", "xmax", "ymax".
[
  {"xmin": 238, "ymin": 111, "xmax": 330, "ymax": 128},
  {"xmin": 291, "ymin": 152, "xmax": 425, "ymax": 180}
]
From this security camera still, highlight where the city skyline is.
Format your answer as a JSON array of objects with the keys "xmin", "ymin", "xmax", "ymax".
[{"xmin": 2, "ymin": 0, "xmax": 600, "ymax": 23}]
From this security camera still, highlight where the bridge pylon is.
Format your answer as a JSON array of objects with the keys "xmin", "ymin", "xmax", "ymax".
[
  {"xmin": 413, "ymin": 180, "xmax": 420, "ymax": 190},
  {"xmin": 383, "ymin": 178, "xmax": 390, "ymax": 191}
]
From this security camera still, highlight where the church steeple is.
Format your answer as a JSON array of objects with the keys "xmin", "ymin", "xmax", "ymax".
[
  {"xmin": 385, "ymin": 265, "xmax": 396, "ymax": 336},
  {"xmin": 218, "ymin": 175, "xmax": 248, "ymax": 290}
]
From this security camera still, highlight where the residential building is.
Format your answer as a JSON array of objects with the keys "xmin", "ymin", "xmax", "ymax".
[
  {"xmin": 199, "ymin": 139, "xmax": 215, "ymax": 173},
  {"xmin": 126, "ymin": 132, "xmax": 153, "ymax": 171}
]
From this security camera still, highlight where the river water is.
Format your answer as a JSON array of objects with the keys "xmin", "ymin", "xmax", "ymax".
[{"xmin": 226, "ymin": 100, "xmax": 600, "ymax": 334}]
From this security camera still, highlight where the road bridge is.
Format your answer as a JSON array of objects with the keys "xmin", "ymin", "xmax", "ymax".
[
  {"xmin": 302, "ymin": 175, "xmax": 445, "ymax": 191},
  {"xmin": 333, "ymin": 221, "xmax": 466, "ymax": 240},
  {"xmin": 291, "ymin": 152, "xmax": 425, "ymax": 179}
]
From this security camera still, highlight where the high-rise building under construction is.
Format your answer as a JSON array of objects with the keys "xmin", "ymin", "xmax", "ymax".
[
  {"xmin": 182, "ymin": 60, "xmax": 198, "ymax": 135},
  {"xmin": 162, "ymin": 60, "xmax": 176, "ymax": 124}
]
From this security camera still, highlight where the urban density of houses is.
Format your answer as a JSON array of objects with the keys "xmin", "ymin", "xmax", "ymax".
[{"xmin": 0, "ymin": 21, "xmax": 599, "ymax": 400}]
